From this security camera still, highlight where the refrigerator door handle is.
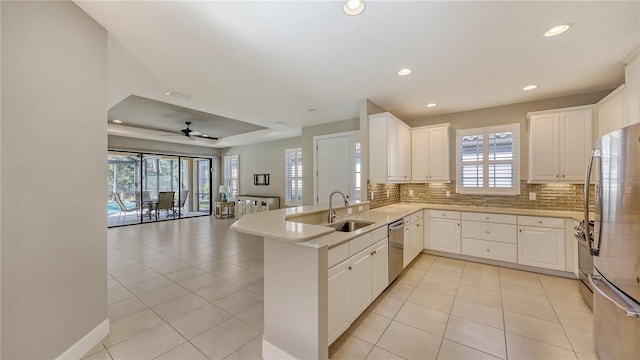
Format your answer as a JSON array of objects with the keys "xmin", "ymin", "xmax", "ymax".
[
  {"xmin": 589, "ymin": 273, "xmax": 640, "ymax": 318},
  {"xmin": 584, "ymin": 148, "xmax": 602, "ymax": 256}
]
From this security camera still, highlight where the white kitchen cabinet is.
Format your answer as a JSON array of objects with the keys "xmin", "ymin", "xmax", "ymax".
[
  {"xmin": 371, "ymin": 238, "xmax": 389, "ymax": 299},
  {"xmin": 461, "ymin": 213, "xmax": 517, "ymax": 263},
  {"xmin": 517, "ymin": 216, "xmax": 566, "ymax": 271},
  {"xmin": 597, "ymin": 85, "xmax": 626, "ymax": 137},
  {"xmin": 426, "ymin": 210, "xmax": 461, "ymax": 254},
  {"xmin": 349, "ymin": 247, "xmax": 373, "ymax": 320},
  {"xmin": 369, "ymin": 112, "xmax": 412, "ymax": 183},
  {"xmin": 626, "ymin": 55, "xmax": 640, "ymax": 126},
  {"xmin": 328, "ymin": 231, "xmax": 389, "ymax": 344},
  {"xmin": 403, "ymin": 212, "xmax": 425, "ymax": 267},
  {"xmin": 328, "ymin": 259, "xmax": 350, "ymax": 344},
  {"xmin": 528, "ymin": 106, "xmax": 593, "ymax": 183},
  {"xmin": 411, "ymin": 124, "xmax": 450, "ymax": 182}
]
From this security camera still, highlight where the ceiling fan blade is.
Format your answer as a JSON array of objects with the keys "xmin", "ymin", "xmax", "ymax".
[
  {"xmin": 190, "ymin": 130, "xmax": 202, "ymax": 136},
  {"xmin": 193, "ymin": 134, "xmax": 219, "ymax": 140}
]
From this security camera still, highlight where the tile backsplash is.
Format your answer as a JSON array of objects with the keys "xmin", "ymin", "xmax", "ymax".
[{"xmin": 368, "ymin": 181, "xmax": 594, "ymax": 213}]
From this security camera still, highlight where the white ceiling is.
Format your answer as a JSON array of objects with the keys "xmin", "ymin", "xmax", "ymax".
[{"xmin": 76, "ymin": 1, "xmax": 640, "ymax": 148}]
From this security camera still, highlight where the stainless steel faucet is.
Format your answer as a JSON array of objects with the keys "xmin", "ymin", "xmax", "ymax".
[{"xmin": 328, "ymin": 190, "xmax": 350, "ymax": 223}]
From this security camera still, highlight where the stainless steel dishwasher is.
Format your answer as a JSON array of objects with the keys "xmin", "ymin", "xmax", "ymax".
[{"xmin": 388, "ymin": 219, "xmax": 405, "ymax": 283}]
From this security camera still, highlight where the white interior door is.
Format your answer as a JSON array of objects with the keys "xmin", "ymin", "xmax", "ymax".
[{"xmin": 316, "ymin": 135, "xmax": 352, "ymax": 204}]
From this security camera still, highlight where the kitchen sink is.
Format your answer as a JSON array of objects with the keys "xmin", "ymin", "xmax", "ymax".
[{"xmin": 326, "ymin": 220, "xmax": 374, "ymax": 232}]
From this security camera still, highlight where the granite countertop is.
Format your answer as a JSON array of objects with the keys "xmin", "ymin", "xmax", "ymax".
[{"xmin": 230, "ymin": 202, "xmax": 585, "ymax": 248}]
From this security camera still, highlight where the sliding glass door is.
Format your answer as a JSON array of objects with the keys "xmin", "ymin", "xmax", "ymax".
[{"xmin": 107, "ymin": 150, "xmax": 213, "ymax": 227}]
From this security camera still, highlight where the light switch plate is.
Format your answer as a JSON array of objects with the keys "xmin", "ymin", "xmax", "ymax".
[
  {"xmin": 446, "ymin": 191, "xmax": 451, "ymax": 198},
  {"xmin": 347, "ymin": 208, "xmax": 353, "ymax": 215},
  {"xmin": 370, "ymin": 192, "xmax": 374, "ymax": 200},
  {"xmin": 409, "ymin": 189, "xmax": 414, "ymax": 196},
  {"xmin": 386, "ymin": 190, "xmax": 390, "ymax": 197},
  {"xmin": 529, "ymin": 192, "xmax": 537, "ymax": 200},
  {"xmin": 358, "ymin": 206, "xmax": 363, "ymax": 212}
]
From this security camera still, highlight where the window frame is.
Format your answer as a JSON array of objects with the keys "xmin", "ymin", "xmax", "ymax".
[
  {"xmin": 223, "ymin": 155, "xmax": 239, "ymax": 201},
  {"xmin": 284, "ymin": 148, "xmax": 303, "ymax": 206},
  {"xmin": 455, "ymin": 123, "xmax": 520, "ymax": 196}
]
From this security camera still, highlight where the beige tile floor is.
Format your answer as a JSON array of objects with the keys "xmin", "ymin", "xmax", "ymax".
[{"xmin": 84, "ymin": 216, "xmax": 598, "ymax": 360}]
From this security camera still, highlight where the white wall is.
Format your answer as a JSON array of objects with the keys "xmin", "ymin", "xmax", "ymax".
[
  {"xmin": 221, "ymin": 137, "xmax": 302, "ymax": 206},
  {"xmin": 109, "ymin": 134, "xmax": 220, "ymax": 157},
  {"xmin": 1, "ymin": 2, "xmax": 108, "ymax": 358}
]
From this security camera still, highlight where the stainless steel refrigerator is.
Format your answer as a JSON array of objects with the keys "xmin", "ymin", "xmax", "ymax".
[{"xmin": 585, "ymin": 122, "xmax": 640, "ymax": 359}]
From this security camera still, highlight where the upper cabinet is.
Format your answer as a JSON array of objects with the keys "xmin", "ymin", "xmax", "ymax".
[
  {"xmin": 411, "ymin": 124, "xmax": 451, "ymax": 182},
  {"xmin": 625, "ymin": 55, "xmax": 640, "ymax": 126},
  {"xmin": 597, "ymin": 85, "xmax": 626, "ymax": 137},
  {"xmin": 528, "ymin": 105, "xmax": 593, "ymax": 183},
  {"xmin": 369, "ymin": 113, "xmax": 411, "ymax": 183}
]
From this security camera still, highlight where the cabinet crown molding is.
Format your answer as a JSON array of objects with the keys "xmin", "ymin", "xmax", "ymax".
[{"xmin": 526, "ymin": 104, "xmax": 595, "ymax": 120}]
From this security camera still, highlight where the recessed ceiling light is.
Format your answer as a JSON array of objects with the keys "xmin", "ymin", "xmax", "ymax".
[
  {"xmin": 426, "ymin": 103, "xmax": 437, "ymax": 108},
  {"xmin": 112, "ymin": 119, "xmax": 123, "ymax": 124},
  {"xmin": 544, "ymin": 24, "xmax": 571, "ymax": 37},
  {"xmin": 165, "ymin": 90, "xmax": 192, "ymax": 100},
  {"xmin": 274, "ymin": 121, "xmax": 288, "ymax": 126},
  {"xmin": 308, "ymin": 108, "xmax": 318, "ymax": 112},
  {"xmin": 343, "ymin": 0, "xmax": 365, "ymax": 16},
  {"xmin": 397, "ymin": 68, "xmax": 412, "ymax": 76},
  {"xmin": 522, "ymin": 84, "xmax": 539, "ymax": 91}
]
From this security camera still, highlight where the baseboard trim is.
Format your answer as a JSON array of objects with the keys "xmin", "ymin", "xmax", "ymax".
[
  {"xmin": 262, "ymin": 338, "xmax": 297, "ymax": 360},
  {"xmin": 56, "ymin": 318, "xmax": 109, "ymax": 360}
]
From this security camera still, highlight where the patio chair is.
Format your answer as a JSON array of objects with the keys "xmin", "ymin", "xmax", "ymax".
[
  {"xmin": 113, "ymin": 192, "xmax": 139, "ymax": 222},
  {"xmin": 174, "ymin": 189, "xmax": 189, "ymax": 215},
  {"xmin": 154, "ymin": 191, "xmax": 175, "ymax": 220}
]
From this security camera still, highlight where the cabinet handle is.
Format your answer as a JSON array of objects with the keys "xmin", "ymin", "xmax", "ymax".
[
  {"xmin": 485, "ymin": 217, "xmax": 490, "ymax": 220},
  {"xmin": 485, "ymin": 230, "xmax": 490, "ymax": 234},
  {"xmin": 373, "ymin": 250, "xmax": 377, "ymax": 254},
  {"xmin": 519, "ymin": 229, "xmax": 522, "ymax": 232},
  {"xmin": 348, "ymin": 266, "xmax": 352, "ymax": 270},
  {"xmin": 486, "ymin": 248, "xmax": 491, "ymax": 252},
  {"xmin": 370, "ymin": 252, "xmax": 374, "ymax": 256},
  {"xmin": 538, "ymin": 221, "xmax": 543, "ymax": 224},
  {"xmin": 562, "ymin": 174, "xmax": 565, "ymax": 178},
  {"xmin": 417, "ymin": 224, "xmax": 420, "ymax": 227}
]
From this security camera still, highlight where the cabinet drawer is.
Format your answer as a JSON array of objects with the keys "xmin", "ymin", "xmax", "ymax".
[
  {"xmin": 462, "ymin": 212, "xmax": 516, "ymax": 225},
  {"xmin": 372, "ymin": 226, "xmax": 387, "ymax": 242},
  {"xmin": 518, "ymin": 216, "xmax": 565, "ymax": 229},
  {"xmin": 410, "ymin": 211, "xmax": 423, "ymax": 223},
  {"xmin": 328, "ymin": 242, "xmax": 349, "ymax": 268},
  {"xmin": 350, "ymin": 233, "xmax": 372, "ymax": 256},
  {"xmin": 428, "ymin": 210, "xmax": 460, "ymax": 220},
  {"xmin": 462, "ymin": 221, "xmax": 517, "ymax": 243},
  {"xmin": 462, "ymin": 238, "xmax": 517, "ymax": 263}
]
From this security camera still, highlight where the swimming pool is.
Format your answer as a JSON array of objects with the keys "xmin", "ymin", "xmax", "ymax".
[{"xmin": 107, "ymin": 201, "xmax": 135, "ymax": 215}]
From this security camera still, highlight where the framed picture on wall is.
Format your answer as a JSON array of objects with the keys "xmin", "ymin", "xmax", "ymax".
[{"xmin": 254, "ymin": 174, "xmax": 269, "ymax": 186}]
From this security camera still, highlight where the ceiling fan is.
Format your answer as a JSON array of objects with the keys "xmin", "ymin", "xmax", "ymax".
[{"xmin": 164, "ymin": 121, "xmax": 218, "ymax": 140}]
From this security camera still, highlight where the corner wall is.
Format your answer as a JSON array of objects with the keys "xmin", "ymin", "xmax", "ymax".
[{"xmin": 1, "ymin": 2, "xmax": 108, "ymax": 358}]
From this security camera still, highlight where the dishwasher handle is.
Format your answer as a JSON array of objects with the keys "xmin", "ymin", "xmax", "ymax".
[{"xmin": 388, "ymin": 221, "xmax": 405, "ymax": 231}]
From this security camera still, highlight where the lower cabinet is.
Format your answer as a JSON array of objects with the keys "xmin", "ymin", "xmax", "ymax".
[
  {"xmin": 426, "ymin": 210, "xmax": 461, "ymax": 254},
  {"xmin": 328, "ymin": 260, "xmax": 350, "ymax": 344},
  {"xmin": 404, "ymin": 211, "xmax": 425, "ymax": 267},
  {"xmin": 518, "ymin": 225, "xmax": 565, "ymax": 270},
  {"xmin": 328, "ymin": 236, "xmax": 389, "ymax": 345}
]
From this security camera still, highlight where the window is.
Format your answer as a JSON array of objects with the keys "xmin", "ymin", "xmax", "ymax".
[
  {"xmin": 285, "ymin": 148, "xmax": 303, "ymax": 206},
  {"xmin": 456, "ymin": 124, "xmax": 520, "ymax": 195},
  {"xmin": 223, "ymin": 155, "xmax": 239, "ymax": 200}
]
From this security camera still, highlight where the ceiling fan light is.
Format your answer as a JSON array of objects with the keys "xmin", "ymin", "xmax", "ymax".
[
  {"xmin": 343, "ymin": 0, "xmax": 365, "ymax": 16},
  {"xmin": 397, "ymin": 68, "xmax": 412, "ymax": 76}
]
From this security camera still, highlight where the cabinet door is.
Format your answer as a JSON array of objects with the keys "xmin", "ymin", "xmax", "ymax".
[
  {"xmin": 626, "ymin": 55, "xmax": 640, "ymax": 126},
  {"xmin": 403, "ymin": 222, "xmax": 412, "ymax": 268},
  {"xmin": 427, "ymin": 218, "xmax": 461, "ymax": 254},
  {"xmin": 328, "ymin": 260, "xmax": 351, "ymax": 344},
  {"xmin": 598, "ymin": 86, "xmax": 626, "ymax": 137},
  {"xmin": 350, "ymin": 248, "xmax": 373, "ymax": 320},
  {"xmin": 411, "ymin": 219, "xmax": 424, "ymax": 259},
  {"xmin": 427, "ymin": 126, "xmax": 450, "ymax": 181},
  {"xmin": 529, "ymin": 113, "xmax": 560, "ymax": 181},
  {"xmin": 411, "ymin": 129, "xmax": 428, "ymax": 180},
  {"xmin": 369, "ymin": 115, "xmax": 389, "ymax": 183},
  {"xmin": 397, "ymin": 124, "xmax": 412, "ymax": 180},
  {"xmin": 517, "ymin": 226, "xmax": 565, "ymax": 270},
  {"xmin": 560, "ymin": 110, "xmax": 592, "ymax": 181},
  {"xmin": 371, "ymin": 239, "xmax": 389, "ymax": 298},
  {"xmin": 387, "ymin": 120, "xmax": 399, "ymax": 179}
]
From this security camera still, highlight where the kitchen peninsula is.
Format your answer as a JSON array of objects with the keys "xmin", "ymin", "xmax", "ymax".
[{"xmin": 231, "ymin": 202, "xmax": 582, "ymax": 360}]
